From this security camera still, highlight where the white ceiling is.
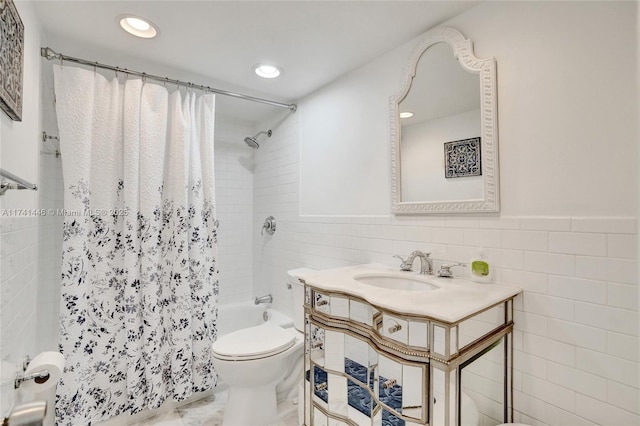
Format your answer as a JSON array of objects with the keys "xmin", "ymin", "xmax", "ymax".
[{"xmin": 32, "ymin": 0, "xmax": 480, "ymax": 121}]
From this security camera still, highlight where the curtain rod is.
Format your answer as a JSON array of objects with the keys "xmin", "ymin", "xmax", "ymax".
[{"xmin": 40, "ymin": 47, "xmax": 297, "ymax": 112}]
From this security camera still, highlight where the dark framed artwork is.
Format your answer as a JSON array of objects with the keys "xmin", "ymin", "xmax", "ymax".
[
  {"xmin": 444, "ymin": 137, "xmax": 481, "ymax": 178},
  {"xmin": 0, "ymin": 0, "xmax": 23, "ymax": 121}
]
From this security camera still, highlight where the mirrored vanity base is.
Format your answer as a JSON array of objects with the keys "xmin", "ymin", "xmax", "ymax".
[{"xmin": 303, "ymin": 286, "xmax": 515, "ymax": 426}]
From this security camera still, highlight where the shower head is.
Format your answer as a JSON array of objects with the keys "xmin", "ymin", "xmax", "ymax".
[
  {"xmin": 244, "ymin": 136, "xmax": 260, "ymax": 149},
  {"xmin": 244, "ymin": 129, "xmax": 272, "ymax": 149}
]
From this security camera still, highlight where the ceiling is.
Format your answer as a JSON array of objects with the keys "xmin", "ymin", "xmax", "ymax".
[{"xmin": 32, "ymin": 1, "xmax": 480, "ymax": 121}]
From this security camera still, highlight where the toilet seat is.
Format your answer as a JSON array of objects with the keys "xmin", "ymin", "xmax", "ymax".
[{"xmin": 212, "ymin": 323, "xmax": 296, "ymax": 360}]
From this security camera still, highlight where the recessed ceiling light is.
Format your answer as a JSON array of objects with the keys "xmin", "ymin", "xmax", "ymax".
[
  {"xmin": 254, "ymin": 64, "xmax": 282, "ymax": 79},
  {"xmin": 400, "ymin": 111, "xmax": 414, "ymax": 119},
  {"xmin": 119, "ymin": 15, "xmax": 158, "ymax": 39}
]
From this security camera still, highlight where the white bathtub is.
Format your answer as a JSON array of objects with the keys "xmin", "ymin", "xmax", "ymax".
[{"xmin": 217, "ymin": 301, "xmax": 294, "ymax": 337}]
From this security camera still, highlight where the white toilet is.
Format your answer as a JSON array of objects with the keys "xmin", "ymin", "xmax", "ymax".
[{"xmin": 211, "ymin": 268, "xmax": 310, "ymax": 426}]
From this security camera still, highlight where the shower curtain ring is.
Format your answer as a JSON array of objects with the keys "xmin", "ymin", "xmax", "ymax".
[
  {"xmin": 94, "ymin": 61, "xmax": 98, "ymax": 75},
  {"xmin": 142, "ymin": 72, "xmax": 147, "ymax": 83}
]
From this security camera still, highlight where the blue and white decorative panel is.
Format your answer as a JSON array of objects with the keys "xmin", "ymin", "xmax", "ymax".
[
  {"xmin": 306, "ymin": 366, "xmax": 329, "ymax": 403},
  {"xmin": 379, "ymin": 376, "xmax": 403, "ymax": 414},
  {"xmin": 343, "ymin": 357, "xmax": 406, "ymax": 423},
  {"xmin": 444, "ymin": 137, "xmax": 481, "ymax": 178},
  {"xmin": 382, "ymin": 409, "xmax": 405, "ymax": 426},
  {"xmin": 380, "ymin": 373, "xmax": 405, "ymax": 426},
  {"xmin": 345, "ymin": 358, "xmax": 374, "ymax": 389},
  {"xmin": 347, "ymin": 379, "xmax": 377, "ymax": 417},
  {"xmin": 345, "ymin": 358, "xmax": 377, "ymax": 417}
]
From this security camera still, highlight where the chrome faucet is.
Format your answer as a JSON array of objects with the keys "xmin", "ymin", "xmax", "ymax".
[
  {"xmin": 254, "ymin": 294, "xmax": 273, "ymax": 305},
  {"xmin": 393, "ymin": 251, "xmax": 433, "ymax": 275}
]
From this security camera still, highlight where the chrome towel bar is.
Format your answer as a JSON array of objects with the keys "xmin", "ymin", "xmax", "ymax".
[{"xmin": 0, "ymin": 168, "xmax": 37, "ymax": 196}]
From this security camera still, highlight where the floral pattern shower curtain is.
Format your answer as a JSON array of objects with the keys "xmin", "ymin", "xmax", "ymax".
[{"xmin": 53, "ymin": 65, "xmax": 219, "ymax": 425}]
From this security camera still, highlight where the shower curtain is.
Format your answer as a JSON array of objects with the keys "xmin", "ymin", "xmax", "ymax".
[{"xmin": 53, "ymin": 65, "xmax": 219, "ymax": 425}]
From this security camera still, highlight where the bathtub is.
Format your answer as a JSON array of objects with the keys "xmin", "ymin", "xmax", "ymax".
[{"xmin": 217, "ymin": 300, "xmax": 294, "ymax": 336}]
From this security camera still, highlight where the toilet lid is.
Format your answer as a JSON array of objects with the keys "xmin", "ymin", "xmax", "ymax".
[{"xmin": 212, "ymin": 323, "xmax": 296, "ymax": 360}]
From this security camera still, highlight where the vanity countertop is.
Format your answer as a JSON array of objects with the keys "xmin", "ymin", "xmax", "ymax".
[{"xmin": 299, "ymin": 263, "xmax": 521, "ymax": 324}]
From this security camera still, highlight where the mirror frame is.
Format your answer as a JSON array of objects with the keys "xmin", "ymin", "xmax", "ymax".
[{"xmin": 390, "ymin": 27, "xmax": 499, "ymax": 214}]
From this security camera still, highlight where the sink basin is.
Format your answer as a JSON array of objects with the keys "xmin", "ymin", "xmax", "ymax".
[{"xmin": 354, "ymin": 274, "xmax": 439, "ymax": 291}]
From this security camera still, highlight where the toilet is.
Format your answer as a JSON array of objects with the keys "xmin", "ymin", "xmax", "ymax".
[{"xmin": 211, "ymin": 268, "xmax": 311, "ymax": 426}]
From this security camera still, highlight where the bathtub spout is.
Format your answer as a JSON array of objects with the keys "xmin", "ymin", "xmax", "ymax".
[{"xmin": 254, "ymin": 294, "xmax": 273, "ymax": 305}]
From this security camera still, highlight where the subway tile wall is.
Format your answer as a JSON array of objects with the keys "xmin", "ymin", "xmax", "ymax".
[
  {"xmin": 0, "ymin": 216, "xmax": 39, "ymax": 417},
  {"xmin": 0, "ymin": 144, "xmax": 64, "ymax": 421},
  {"xmin": 214, "ymin": 115, "xmax": 255, "ymax": 304},
  {"xmin": 253, "ymin": 113, "xmax": 639, "ymax": 425}
]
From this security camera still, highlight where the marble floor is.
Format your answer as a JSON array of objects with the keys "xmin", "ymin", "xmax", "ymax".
[{"xmin": 124, "ymin": 387, "xmax": 300, "ymax": 426}]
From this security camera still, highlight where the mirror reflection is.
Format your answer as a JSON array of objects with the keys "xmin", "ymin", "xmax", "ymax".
[
  {"xmin": 460, "ymin": 337, "xmax": 505, "ymax": 425},
  {"xmin": 399, "ymin": 42, "xmax": 482, "ymax": 202},
  {"xmin": 390, "ymin": 27, "xmax": 499, "ymax": 214},
  {"xmin": 402, "ymin": 365, "xmax": 424, "ymax": 420},
  {"xmin": 328, "ymin": 373, "xmax": 349, "ymax": 416}
]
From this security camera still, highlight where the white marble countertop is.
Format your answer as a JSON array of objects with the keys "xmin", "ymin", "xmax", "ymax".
[{"xmin": 298, "ymin": 263, "xmax": 522, "ymax": 324}]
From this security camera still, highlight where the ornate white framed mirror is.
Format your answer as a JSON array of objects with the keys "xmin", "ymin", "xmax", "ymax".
[{"xmin": 390, "ymin": 27, "xmax": 499, "ymax": 214}]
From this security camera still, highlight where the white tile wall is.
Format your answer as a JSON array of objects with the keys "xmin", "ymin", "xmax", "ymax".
[
  {"xmin": 214, "ymin": 115, "xmax": 255, "ymax": 304},
  {"xmin": 0, "ymin": 1, "xmax": 45, "ymax": 417},
  {"xmin": 253, "ymin": 113, "xmax": 640, "ymax": 425},
  {"xmin": 0, "ymin": 216, "xmax": 39, "ymax": 416}
]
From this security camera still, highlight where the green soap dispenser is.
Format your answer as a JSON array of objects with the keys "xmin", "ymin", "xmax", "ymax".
[{"xmin": 470, "ymin": 250, "xmax": 492, "ymax": 283}]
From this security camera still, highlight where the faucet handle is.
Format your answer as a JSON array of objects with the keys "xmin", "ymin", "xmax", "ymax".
[
  {"xmin": 393, "ymin": 254, "xmax": 406, "ymax": 262},
  {"xmin": 437, "ymin": 263, "xmax": 467, "ymax": 278},
  {"xmin": 393, "ymin": 254, "xmax": 412, "ymax": 271}
]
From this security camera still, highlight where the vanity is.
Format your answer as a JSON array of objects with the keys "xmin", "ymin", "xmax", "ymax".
[
  {"xmin": 298, "ymin": 24, "xmax": 511, "ymax": 426},
  {"xmin": 299, "ymin": 264, "xmax": 521, "ymax": 426}
]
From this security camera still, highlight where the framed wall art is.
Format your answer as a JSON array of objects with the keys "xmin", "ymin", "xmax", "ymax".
[
  {"xmin": 444, "ymin": 137, "xmax": 482, "ymax": 178},
  {"xmin": 0, "ymin": 0, "xmax": 24, "ymax": 121}
]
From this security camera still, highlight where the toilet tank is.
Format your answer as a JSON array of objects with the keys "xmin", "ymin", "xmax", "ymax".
[{"xmin": 287, "ymin": 268, "xmax": 314, "ymax": 332}]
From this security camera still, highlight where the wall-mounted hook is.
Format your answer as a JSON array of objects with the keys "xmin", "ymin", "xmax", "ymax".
[{"xmin": 261, "ymin": 216, "xmax": 276, "ymax": 236}]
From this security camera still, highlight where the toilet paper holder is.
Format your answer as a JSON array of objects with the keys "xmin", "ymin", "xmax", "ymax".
[
  {"xmin": 14, "ymin": 355, "xmax": 50, "ymax": 389},
  {"xmin": 14, "ymin": 370, "xmax": 50, "ymax": 389}
]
